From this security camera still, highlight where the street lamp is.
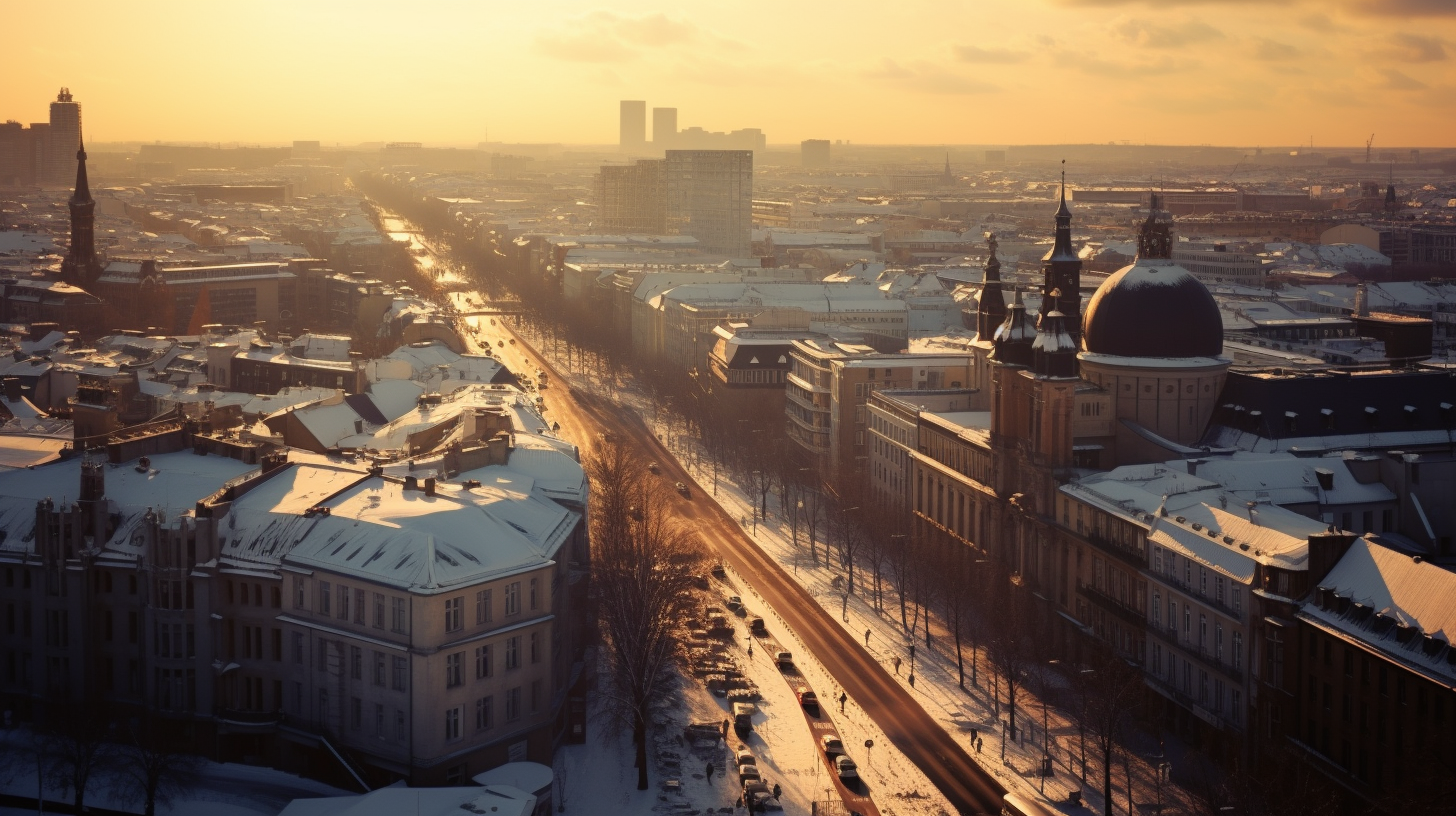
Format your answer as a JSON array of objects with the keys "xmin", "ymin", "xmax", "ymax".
[{"xmin": 1041, "ymin": 659, "xmax": 1059, "ymax": 794}]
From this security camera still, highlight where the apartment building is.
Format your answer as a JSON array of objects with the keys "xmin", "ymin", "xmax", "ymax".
[{"xmin": 0, "ymin": 415, "xmax": 587, "ymax": 789}]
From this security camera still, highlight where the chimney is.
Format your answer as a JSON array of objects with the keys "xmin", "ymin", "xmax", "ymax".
[
  {"xmin": 1187, "ymin": 458, "xmax": 1204, "ymax": 476},
  {"xmin": 1306, "ymin": 528, "xmax": 1358, "ymax": 586},
  {"xmin": 404, "ymin": 475, "xmax": 418, "ymax": 491},
  {"xmin": 424, "ymin": 477, "xmax": 436, "ymax": 497}
]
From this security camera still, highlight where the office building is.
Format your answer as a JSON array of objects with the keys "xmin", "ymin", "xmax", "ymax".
[
  {"xmin": 664, "ymin": 150, "xmax": 753, "ymax": 257},
  {"xmin": 618, "ymin": 100, "xmax": 646, "ymax": 151},
  {"xmin": 801, "ymin": 140, "xmax": 831, "ymax": 168},
  {"xmin": 652, "ymin": 107, "xmax": 678, "ymax": 148},
  {"xmin": 44, "ymin": 88, "xmax": 81, "ymax": 186},
  {"xmin": 595, "ymin": 159, "xmax": 666, "ymax": 234}
]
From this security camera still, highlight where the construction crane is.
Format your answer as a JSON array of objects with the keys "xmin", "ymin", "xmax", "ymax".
[{"xmin": 1366, "ymin": 134, "xmax": 1375, "ymax": 163}]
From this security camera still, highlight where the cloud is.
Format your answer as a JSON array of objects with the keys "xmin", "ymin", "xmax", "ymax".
[
  {"xmin": 1111, "ymin": 18, "xmax": 1225, "ymax": 47},
  {"xmin": 1376, "ymin": 68, "xmax": 1429, "ymax": 89},
  {"xmin": 534, "ymin": 12, "xmax": 713, "ymax": 64},
  {"xmin": 1298, "ymin": 13, "xmax": 1347, "ymax": 31},
  {"xmin": 865, "ymin": 59, "xmax": 998, "ymax": 95},
  {"xmin": 1251, "ymin": 37, "xmax": 1302, "ymax": 61},
  {"xmin": 952, "ymin": 44, "xmax": 1031, "ymax": 63},
  {"xmin": 1345, "ymin": 0, "xmax": 1456, "ymax": 16},
  {"xmin": 1387, "ymin": 32, "xmax": 1449, "ymax": 60},
  {"xmin": 1054, "ymin": 50, "xmax": 1196, "ymax": 77}
]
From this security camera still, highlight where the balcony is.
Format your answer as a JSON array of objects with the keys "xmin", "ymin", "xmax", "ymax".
[
  {"xmin": 215, "ymin": 707, "xmax": 285, "ymax": 732},
  {"xmin": 1077, "ymin": 584, "xmax": 1146, "ymax": 628},
  {"xmin": 786, "ymin": 372, "xmax": 827, "ymax": 394},
  {"xmin": 785, "ymin": 409, "xmax": 827, "ymax": 435},
  {"xmin": 1084, "ymin": 532, "xmax": 1145, "ymax": 568},
  {"xmin": 1147, "ymin": 626, "xmax": 1244, "ymax": 683}
]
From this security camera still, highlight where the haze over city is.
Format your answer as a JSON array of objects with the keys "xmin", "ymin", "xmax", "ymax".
[
  {"xmin": 2, "ymin": 3, "xmax": 1456, "ymax": 816},
  {"xmin": 4, "ymin": 0, "xmax": 1455, "ymax": 146}
]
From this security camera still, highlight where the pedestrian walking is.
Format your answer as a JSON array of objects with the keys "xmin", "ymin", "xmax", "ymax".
[
  {"xmin": 747, "ymin": 642, "xmax": 753, "ymax": 658},
  {"xmin": 976, "ymin": 737, "xmax": 983, "ymax": 753},
  {"xmin": 839, "ymin": 692, "xmax": 847, "ymax": 714},
  {"xmin": 721, "ymin": 719, "xmax": 730, "ymax": 740},
  {"xmin": 865, "ymin": 629, "xmax": 871, "ymax": 646},
  {"xmin": 892, "ymin": 656, "xmax": 901, "ymax": 674},
  {"xmin": 706, "ymin": 762, "xmax": 715, "ymax": 783}
]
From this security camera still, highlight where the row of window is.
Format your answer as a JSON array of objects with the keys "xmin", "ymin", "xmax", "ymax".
[
  {"xmin": 446, "ymin": 632, "xmax": 541, "ymax": 688},
  {"xmin": 443, "ymin": 681, "xmax": 539, "ymax": 741},
  {"xmin": 1151, "ymin": 593, "xmax": 1244, "ymax": 672},
  {"xmin": 444, "ymin": 580, "xmax": 538, "ymax": 634},
  {"xmin": 296, "ymin": 577, "xmax": 408, "ymax": 634},
  {"xmin": 1150, "ymin": 642, "xmax": 1243, "ymax": 724}
]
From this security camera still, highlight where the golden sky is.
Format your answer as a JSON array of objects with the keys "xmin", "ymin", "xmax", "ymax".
[{"xmin": 3, "ymin": 0, "xmax": 1453, "ymax": 147}]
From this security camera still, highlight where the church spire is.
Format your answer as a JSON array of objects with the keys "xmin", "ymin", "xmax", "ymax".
[
  {"xmin": 1050, "ymin": 161, "xmax": 1075, "ymax": 261},
  {"xmin": 72, "ymin": 138, "xmax": 91, "ymax": 203},
  {"xmin": 1039, "ymin": 159, "xmax": 1083, "ymax": 349},
  {"xmin": 977, "ymin": 233, "xmax": 1007, "ymax": 340},
  {"xmin": 61, "ymin": 127, "xmax": 100, "ymax": 288}
]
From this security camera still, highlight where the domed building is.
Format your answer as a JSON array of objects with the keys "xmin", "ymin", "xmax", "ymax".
[{"xmin": 1077, "ymin": 196, "xmax": 1231, "ymax": 463}]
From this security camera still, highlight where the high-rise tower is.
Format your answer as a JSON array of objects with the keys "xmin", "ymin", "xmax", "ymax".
[
  {"xmin": 60, "ymin": 136, "xmax": 102, "ymax": 288},
  {"xmin": 652, "ymin": 107, "xmax": 678, "ymax": 148},
  {"xmin": 1040, "ymin": 164, "xmax": 1082, "ymax": 343},
  {"xmin": 46, "ymin": 88, "xmax": 81, "ymax": 186},
  {"xmin": 619, "ymin": 101, "xmax": 647, "ymax": 151}
]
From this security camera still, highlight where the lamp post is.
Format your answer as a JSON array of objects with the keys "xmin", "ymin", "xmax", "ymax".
[{"xmin": 1042, "ymin": 659, "xmax": 1059, "ymax": 794}]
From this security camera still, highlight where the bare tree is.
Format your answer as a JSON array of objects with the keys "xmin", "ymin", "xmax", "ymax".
[
  {"xmin": 1082, "ymin": 649, "xmax": 1144, "ymax": 816},
  {"xmin": 109, "ymin": 715, "xmax": 203, "ymax": 816},
  {"xmin": 985, "ymin": 578, "xmax": 1033, "ymax": 738},
  {"xmin": 938, "ymin": 538, "xmax": 981, "ymax": 689},
  {"xmin": 42, "ymin": 696, "xmax": 114, "ymax": 814},
  {"xmin": 587, "ymin": 440, "xmax": 706, "ymax": 790}
]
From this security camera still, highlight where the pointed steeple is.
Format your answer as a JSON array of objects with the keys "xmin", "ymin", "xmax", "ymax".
[
  {"xmin": 1032, "ymin": 289, "xmax": 1078, "ymax": 378},
  {"xmin": 60, "ymin": 128, "xmax": 100, "ymax": 288},
  {"xmin": 1050, "ymin": 161, "xmax": 1075, "ymax": 261},
  {"xmin": 977, "ymin": 233, "xmax": 1008, "ymax": 340},
  {"xmin": 72, "ymin": 138, "xmax": 91, "ymax": 204}
]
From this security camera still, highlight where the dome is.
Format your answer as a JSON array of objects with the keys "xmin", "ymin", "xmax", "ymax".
[{"xmin": 1082, "ymin": 259, "xmax": 1223, "ymax": 359}]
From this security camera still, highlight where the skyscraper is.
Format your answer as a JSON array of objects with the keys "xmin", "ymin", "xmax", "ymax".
[
  {"xmin": 619, "ymin": 100, "xmax": 646, "ymax": 151},
  {"xmin": 664, "ymin": 150, "xmax": 752, "ymax": 257},
  {"xmin": 46, "ymin": 88, "xmax": 81, "ymax": 186},
  {"xmin": 652, "ymin": 107, "xmax": 678, "ymax": 148}
]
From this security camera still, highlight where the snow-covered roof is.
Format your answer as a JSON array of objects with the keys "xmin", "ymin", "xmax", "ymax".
[
  {"xmin": 1302, "ymin": 539, "xmax": 1456, "ymax": 687},
  {"xmin": 278, "ymin": 784, "xmax": 536, "ymax": 816}
]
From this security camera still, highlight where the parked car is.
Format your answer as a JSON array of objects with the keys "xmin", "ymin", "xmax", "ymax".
[
  {"xmin": 733, "ymin": 702, "xmax": 756, "ymax": 736},
  {"xmin": 820, "ymin": 735, "xmax": 844, "ymax": 756},
  {"xmin": 735, "ymin": 748, "xmax": 756, "ymax": 768},
  {"xmin": 647, "ymin": 462, "xmax": 660, "ymax": 474},
  {"xmin": 835, "ymin": 755, "xmax": 858, "ymax": 779},
  {"xmin": 710, "ymin": 563, "xmax": 726, "ymax": 579},
  {"xmin": 675, "ymin": 482, "xmax": 691, "ymax": 498},
  {"xmin": 749, "ymin": 617, "xmax": 766, "ymax": 635},
  {"xmin": 775, "ymin": 651, "xmax": 793, "ymax": 669},
  {"xmin": 797, "ymin": 689, "xmax": 819, "ymax": 716},
  {"xmin": 725, "ymin": 596, "xmax": 743, "ymax": 612},
  {"xmin": 741, "ymin": 781, "xmax": 782, "ymax": 811},
  {"xmin": 737, "ymin": 764, "xmax": 761, "ymax": 784}
]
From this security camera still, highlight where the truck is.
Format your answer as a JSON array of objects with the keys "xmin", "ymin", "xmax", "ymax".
[{"xmin": 732, "ymin": 702, "xmax": 756, "ymax": 736}]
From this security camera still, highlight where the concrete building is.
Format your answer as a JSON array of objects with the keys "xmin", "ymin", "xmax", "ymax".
[
  {"xmin": 652, "ymin": 107, "xmax": 677, "ymax": 148},
  {"xmin": 664, "ymin": 150, "xmax": 753, "ymax": 257},
  {"xmin": 595, "ymin": 159, "xmax": 666, "ymax": 235},
  {"xmin": 618, "ymin": 101, "xmax": 646, "ymax": 151},
  {"xmin": 44, "ymin": 88, "xmax": 81, "ymax": 186},
  {"xmin": 801, "ymin": 140, "xmax": 831, "ymax": 168}
]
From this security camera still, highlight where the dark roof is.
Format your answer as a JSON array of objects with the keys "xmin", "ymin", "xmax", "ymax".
[
  {"xmin": 344, "ymin": 393, "xmax": 388, "ymax": 426},
  {"xmin": 1082, "ymin": 260, "xmax": 1223, "ymax": 358},
  {"xmin": 1203, "ymin": 369, "xmax": 1456, "ymax": 443}
]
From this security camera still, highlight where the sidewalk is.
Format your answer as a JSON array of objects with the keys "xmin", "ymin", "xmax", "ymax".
[{"xmin": 508, "ymin": 315, "xmax": 1201, "ymax": 816}]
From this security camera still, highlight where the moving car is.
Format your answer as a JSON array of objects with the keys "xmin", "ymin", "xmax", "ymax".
[
  {"xmin": 675, "ymin": 482, "xmax": 691, "ymax": 498},
  {"xmin": 820, "ymin": 735, "xmax": 844, "ymax": 756},
  {"xmin": 835, "ymin": 755, "xmax": 858, "ymax": 780},
  {"xmin": 647, "ymin": 462, "xmax": 660, "ymax": 474},
  {"xmin": 775, "ymin": 651, "xmax": 793, "ymax": 669},
  {"xmin": 749, "ymin": 617, "xmax": 766, "ymax": 635}
]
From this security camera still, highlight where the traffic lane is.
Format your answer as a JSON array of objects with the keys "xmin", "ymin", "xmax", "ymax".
[
  {"xmin": 612, "ymin": 418, "xmax": 1005, "ymax": 816},
  {"xmin": 487, "ymin": 319, "xmax": 1004, "ymax": 815}
]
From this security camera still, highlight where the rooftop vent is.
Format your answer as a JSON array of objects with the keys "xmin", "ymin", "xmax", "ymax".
[{"xmin": 1314, "ymin": 468, "xmax": 1335, "ymax": 491}]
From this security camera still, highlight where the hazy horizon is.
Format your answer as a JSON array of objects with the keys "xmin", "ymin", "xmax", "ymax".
[{"xmin": 5, "ymin": 0, "xmax": 1454, "ymax": 147}]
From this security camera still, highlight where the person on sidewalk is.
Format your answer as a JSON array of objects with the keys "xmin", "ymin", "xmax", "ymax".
[
  {"xmin": 865, "ymin": 629, "xmax": 871, "ymax": 647},
  {"xmin": 839, "ymin": 692, "xmax": 847, "ymax": 713},
  {"xmin": 706, "ymin": 762, "xmax": 715, "ymax": 783},
  {"xmin": 892, "ymin": 656, "xmax": 901, "ymax": 674},
  {"xmin": 721, "ymin": 719, "xmax": 730, "ymax": 740}
]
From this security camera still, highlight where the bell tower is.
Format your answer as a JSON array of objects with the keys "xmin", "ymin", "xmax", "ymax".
[
  {"xmin": 60, "ymin": 133, "xmax": 102, "ymax": 288},
  {"xmin": 1040, "ymin": 162, "xmax": 1082, "ymax": 343}
]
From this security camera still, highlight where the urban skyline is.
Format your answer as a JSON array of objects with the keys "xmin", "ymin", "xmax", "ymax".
[{"xmin": 2, "ymin": 0, "xmax": 1454, "ymax": 146}]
